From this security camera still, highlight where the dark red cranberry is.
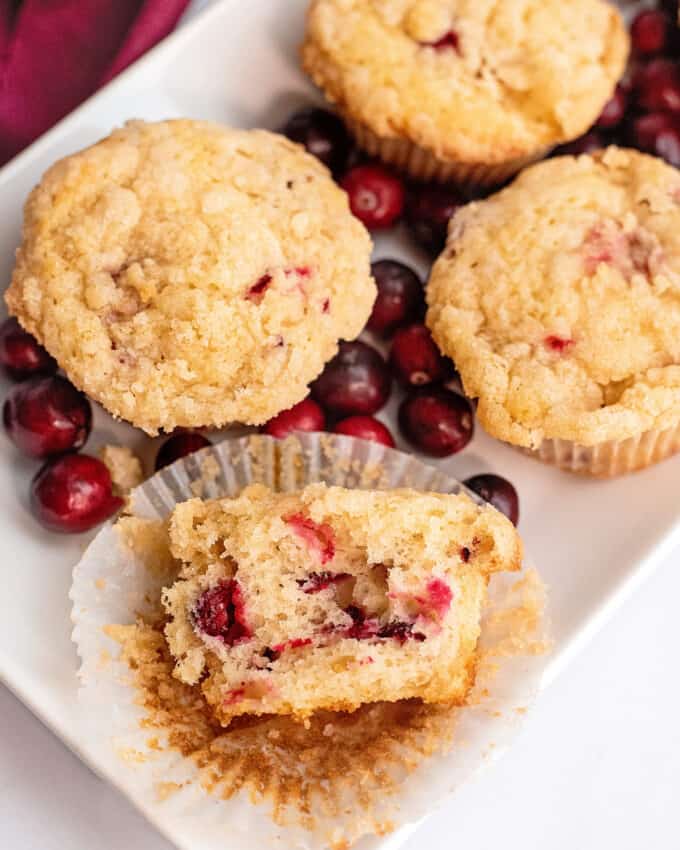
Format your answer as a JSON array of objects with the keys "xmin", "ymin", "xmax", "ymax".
[
  {"xmin": 634, "ymin": 58, "xmax": 680, "ymax": 113},
  {"xmin": 297, "ymin": 571, "xmax": 351, "ymax": 593},
  {"xmin": 367, "ymin": 259, "xmax": 425, "ymax": 337},
  {"xmin": 333, "ymin": 415, "xmax": 395, "ymax": 447},
  {"xmin": 343, "ymin": 604, "xmax": 379, "ymax": 639},
  {"xmin": 3, "ymin": 375, "xmax": 91, "ymax": 459},
  {"xmin": 421, "ymin": 30, "xmax": 460, "ymax": 51},
  {"xmin": 263, "ymin": 398, "xmax": 326, "ymax": 438},
  {"xmin": 377, "ymin": 620, "xmax": 426, "ymax": 643},
  {"xmin": 311, "ymin": 341, "xmax": 391, "ymax": 416},
  {"xmin": 463, "ymin": 473, "xmax": 519, "ymax": 526},
  {"xmin": 340, "ymin": 164, "xmax": 405, "ymax": 229},
  {"xmin": 632, "ymin": 112, "xmax": 680, "ymax": 167},
  {"xmin": 389, "ymin": 323, "xmax": 450, "ymax": 387},
  {"xmin": 0, "ymin": 318, "xmax": 57, "ymax": 381},
  {"xmin": 555, "ymin": 131, "xmax": 605, "ymax": 157},
  {"xmin": 30, "ymin": 453, "xmax": 123, "ymax": 533},
  {"xmin": 405, "ymin": 182, "xmax": 463, "ymax": 255},
  {"xmin": 398, "ymin": 388, "xmax": 474, "ymax": 457},
  {"xmin": 631, "ymin": 9, "xmax": 671, "ymax": 56},
  {"xmin": 191, "ymin": 580, "xmax": 251, "ymax": 644},
  {"xmin": 595, "ymin": 85, "xmax": 628, "ymax": 130},
  {"xmin": 155, "ymin": 431, "xmax": 212, "ymax": 471},
  {"xmin": 280, "ymin": 107, "xmax": 352, "ymax": 175}
]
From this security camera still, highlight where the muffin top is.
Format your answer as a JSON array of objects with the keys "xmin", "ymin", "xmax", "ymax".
[
  {"xmin": 302, "ymin": 0, "xmax": 628, "ymax": 165},
  {"xmin": 426, "ymin": 147, "xmax": 680, "ymax": 448},
  {"xmin": 6, "ymin": 120, "xmax": 375, "ymax": 434}
]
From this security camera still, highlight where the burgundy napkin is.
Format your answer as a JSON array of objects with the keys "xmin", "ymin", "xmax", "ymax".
[{"xmin": 0, "ymin": 0, "xmax": 190, "ymax": 165}]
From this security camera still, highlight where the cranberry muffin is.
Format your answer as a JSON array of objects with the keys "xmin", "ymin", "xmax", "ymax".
[
  {"xmin": 427, "ymin": 147, "xmax": 680, "ymax": 476},
  {"xmin": 302, "ymin": 0, "xmax": 628, "ymax": 186},
  {"xmin": 6, "ymin": 119, "xmax": 375, "ymax": 434},
  {"xmin": 162, "ymin": 482, "xmax": 522, "ymax": 724}
]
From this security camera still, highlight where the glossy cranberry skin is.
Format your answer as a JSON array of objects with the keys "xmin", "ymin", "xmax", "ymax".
[
  {"xmin": 464, "ymin": 473, "xmax": 519, "ymax": 526},
  {"xmin": 632, "ymin": 112, "xmax": 680, "ymax": 167},
  {"xmin": 405, "ymin": 183, "xmax": 462, "ymax": 255},
  {"xmin": 555, "ymin": 131, "xmax": 605, "ymax": 157},
  {"xmin": 398, "ymin": 388, "xmax": 474, "ymax": 457},
  {"xmin": 280, "ymin": 107, "xmax": 352, "ymax": 175},
  {"xmin": 30, "ymin": 454, "xmax": 123, "ymax": 533},
  {"xmin": 3, "ymin": 375, "xmax": 91, "ymax": 459},
  {"xmin": 340, "ymin": 164, "xmax": 405, "ymax": 229},
  {"xmin": 631, "ymin": 10, "xmax": 670, "ymax": 56},
  {"xmin": 333, "ymin": 415, "xmax": 395, "ymax": 447},
  {"xmin": 635, "ymin": 58, "xmax": 680, "ymax": 113},
  {"xmin": 155, "ymin": 431, "xmax": 212, "ymax": 471},
  {"xmin": 389, "ymin": 324, "xmax": 450, "ymax": 388},
  {"xmin": 595, "ymin": 85, "xmax": 628, "ymax": 130},
  {"xmin": 367, "ymin": 260, "xmax": 425, "ymax": 337},
  {"xmin": 0, "ymin": 318, "xmax": 57, "ymax": 382},
  {"xmin": 311, "ymin": 341, "xmax": 391, "ymax": 416},
  {"xmin": 263, "ymin": 398, "xmax": 326, "ymax": 439}
]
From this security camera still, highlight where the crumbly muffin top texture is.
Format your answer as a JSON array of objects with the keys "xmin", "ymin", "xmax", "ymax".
[
  {"xmin": 302, "ymin": 0, "xmax": 628, "ymax": 164},
  {"xmin": 426, "ymin": 147, "xmax": 680, "ymax": 448},
  {"xmin": 6, "ymin": 120, "xmax": 375, "ymax": 434}
]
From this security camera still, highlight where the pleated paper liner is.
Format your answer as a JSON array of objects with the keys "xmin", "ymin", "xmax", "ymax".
[{"xmin": 70, "ymin": 433, "xmax": 550, "ymax": 850}]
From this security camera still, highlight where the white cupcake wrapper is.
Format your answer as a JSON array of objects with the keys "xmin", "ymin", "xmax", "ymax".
[{"xmin": 70, "ymin": 433, "xmax": 550, "ymax": 850}]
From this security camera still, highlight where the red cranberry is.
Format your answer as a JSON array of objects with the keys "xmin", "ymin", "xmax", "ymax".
[
  {"xmin": 155, "ymin": 431, "xmax": 212, "ymax": 471},
  {"xmin": 340, "ymin": 164, "xmax": 405, "ymax": 229},
  {"xmin": 367, "ymin": 259, "xmax": 425, "ymax": 337},
  {"xmin": 632, "ymin": 112, "xmax": 680, "ymax": 167},
  {"xmin": 311, "ymin": 341, "xmax": 391, "ymax": 416},
  {"xmin": 398, "ymin": 388, "xmax": 474, "ymax": 457},
  {"xmin": 280, "ymin": 107, "xmax": 352, "ymax": 175},
  {"xmin": 30, "ymin": 453, "xmax": 123, "ymax": 533},
  {"xmin": 463, "ymin": 473, "xmax": 519, "ymax": 526},
  {"xmin": 421, "ymin": 30, "xmax": 460, "ymax": 52},
  {"xmin": 377, "ymin": 620, "xmax": 426, "ymax": 643},
  {"xmin": 389, "ymin": 323, "xmax": 450, "ymax": 387},
  {"xmin": 554, "ymin": 131, "xmax": 605, "ymax": 157},
  {"xmin": 634, "ymin": 58, "xmax": 680, "ymax": 113},
  {"xmin": 595, "ymin": 85, "xmax": 628, "ymax": 129},
  {"xmin": 405, "ymin": 182, "xmax": 462, "ymax": 255},
  {"xmin": 0, "ymin": 318, "xmax": 57, "ymax": 381},
  {"xmin": 333, "ymin": 415, "xmax": 395, "ymax": 447},
  {"xmin": 3, "ymin": 375, "xmax": 91, "ymax": 459},
  {"xmin": 263, "ymin": 398, "xmax": 326, "ymax": 438},
  {"xmin": 631, "ymin": 9, "xmax": 671, "ymax": 56},
  {"xmin": 191, "ymin": 580, "xmax": 251, "ymax": 644}
]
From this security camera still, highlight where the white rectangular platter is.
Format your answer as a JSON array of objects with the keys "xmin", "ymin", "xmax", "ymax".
[{"xmin": 0, "ymin": 1, "xmax": 677, "ymax": 849}]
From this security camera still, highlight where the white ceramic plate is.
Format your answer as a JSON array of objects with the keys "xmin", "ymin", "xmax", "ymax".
[{"xmin": 0, "ymin": 0, "xmax": 675, "ymax": 848}]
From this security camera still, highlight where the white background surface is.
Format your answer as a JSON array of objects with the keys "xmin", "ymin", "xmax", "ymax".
[{"xmin": 1, "ymin": 1, "xmax": 679, "ymax": 848}]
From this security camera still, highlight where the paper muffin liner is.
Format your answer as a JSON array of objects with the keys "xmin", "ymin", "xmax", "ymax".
[
  {"xmin": 70, "ymin": 433, "xmax": 550, "ymax": 850},
  {"xmin": 343, "ymin": 115, "xmax": 548, "ymax": 188},
  {"xmin": 522, "ymin": 421, "xmax": 680, "ymax": 477}
]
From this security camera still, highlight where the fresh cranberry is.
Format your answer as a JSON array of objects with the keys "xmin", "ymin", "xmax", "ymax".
[
  {"xmin": 631, "ymin": 9, "xmax": 671, "ymax": 55},
  {"xmin": 333, "ymin": 415, "xmax": 395, "ymax": 447},
  {"xmin": 555, "ymin": 131, "xmax": 605, "ymax": 157},
  {"xmin": 30, "ymin": 453, "xmax": 123, "ymax": 533},
  {"xmin": 3, "ymin": 375, "xmax": 91, "ymax": 459},
  {"xmin": 367, "ymin": 259, "xmax": 425, "ymax": 337},
  {"xmin": 155, "ymin": 431, "xmax": 212, "ymax": 471},
  {"xmin": 340, "ymin": 164, "xmax": 405, "ymax": 229},
  {"xmin": 595, "ymin": 85, "xmax": 628, "ymax": 129},
  {"xmin": 191, "ymin": 580, "xmax": 251, "ymax": 644},
  {"xmin": 464, "ymin": 473, "xmax": 519, "ymax": 526},
  {"xmin": 0, "ymin": 318, "xmax": 57, "ymax": 381},
  {"xmin": 280, "ymin": 107, "xmax": 352, "ymax": 175},
  {"xmin": 544, "ymin": 335, "xmax": 574, "ymax": 354},
  {"xmin": 263, "ymin": 398, "xmax": 326, "ymax": 438},
  {"xmin": 398, "ymin": 388, "xmax": 474, "ymax": 457},
  {"xmin": 389, "ymin": 323, "xmax": 450, "ymax": 387},
  {"xmin": 405, "ymin": 182, "xmax": 462, "ymax": 255},
  {"xmin": 632, "ymin": 112, "xmax": 680, "ymax": 167},
  {"xmin": 342, "ymin": 604, "xmax": 380, "ymax": 639},
  {"xmin": 421, "ymin": 30, "xmax": 460, "ymax": 51},
  {"xmin": 311, "ymin": 341, "xmax": 391, "ymax": 416},
  {"xmin": 634, "ymin": 58, "xmax": 680, "ymax": 113}
]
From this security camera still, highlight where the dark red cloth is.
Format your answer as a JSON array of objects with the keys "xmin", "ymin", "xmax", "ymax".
[{"xmin": 0, "ymin": 0, "xmax": 190, "ymax": 165}]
